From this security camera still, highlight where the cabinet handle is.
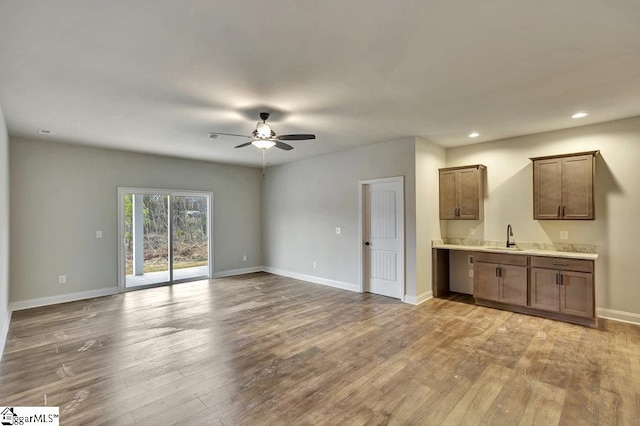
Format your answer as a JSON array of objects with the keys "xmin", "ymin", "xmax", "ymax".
[
  {"xmin": 495, "ymin": 267, "xmax": 500, "ymax": 277},
  {"xmin": 455, "ymin": 207, "xmax": 460, "ymax": 217},
  {"xmin": 552, "ymin": 262, "xmax": 569, "ymax": 266},
  {"xmin": 557, "ymin": 206, "xmax": 561, "ymax": 218},
  {"xmin": 559, "ymin": 274, "xmax": 564, "ymax": 285},
  {"xmin": 562, "ymin": 205, "xmax": 566, "ymax": 217},
  {"xmin": 556, "ymin": 273, "xmax": 561, "ymax": 285}
]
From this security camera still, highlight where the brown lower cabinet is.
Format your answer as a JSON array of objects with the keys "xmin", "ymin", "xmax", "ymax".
[
  {"xmin": 473, "ymin": 252, "xmax": 595, "ymax": 326},
  {"xmin": 474, "ymin": 253, "xmax": 527, "ymax": 306},
  {"xmin": 529, "ymin": 256, "xmax": 594, "ymax": 319}
]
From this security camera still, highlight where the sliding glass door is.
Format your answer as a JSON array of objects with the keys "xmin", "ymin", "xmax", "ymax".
[{"xmin": 118, "ymin": 188, "xmax": 212, "ymax": 290}]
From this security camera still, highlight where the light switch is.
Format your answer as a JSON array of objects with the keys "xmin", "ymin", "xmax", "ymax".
[
  {"xmin": 96, "ymin": 231, "xmax": 103, "ymax": 239},
  {"xmin": 560, "ymin": 231, "xmax": 568, "ymax": 240},
  {"xmin": 335, "ymin": 227, "xmax": 341, "ymax": 234}
]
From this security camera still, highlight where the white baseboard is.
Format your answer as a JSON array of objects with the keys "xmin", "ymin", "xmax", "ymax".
[
  {"xmin": 214, "ymin": 266, "xmax": 264, "ymax": 279},
  {"xmin": 0, "ymin": 309, "xmax": 11, "ymax": 363},
  {"xmin": 263, "ymin": 267, "xmax": 360, "ymax": 293},
  {"xmin": 10, "ymin": 287, "xmax": 120, "ymax": 312},
  {"xmin": 596, "ymin": 307, "xmax": 640, "ymax": 326},
  {"xmin": 404, "ymin": 290, "xmax": 433, "ymax": 305}
]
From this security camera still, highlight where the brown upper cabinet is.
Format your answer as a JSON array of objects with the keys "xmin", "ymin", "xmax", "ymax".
[
  {"xmin": 530, "ymin": 151, "xmax": 598, "ymax": 220},
  {"xmin": 439, "ymin": 165, "xmax": 485, "ymax": 220}
]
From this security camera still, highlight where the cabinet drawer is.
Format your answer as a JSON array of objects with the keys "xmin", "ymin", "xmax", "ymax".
[
  {"xmin": 530, "ymin": 256, "xmax": 593, "ymax": 273},
  {"xmin": 474, "ymin": 252, "xmax": 528, "ymax": 266}
]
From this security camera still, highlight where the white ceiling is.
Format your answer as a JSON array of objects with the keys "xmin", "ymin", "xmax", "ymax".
[{"xmin": 1, "ymin": 1, "xmax": 640, "ymax": 167}]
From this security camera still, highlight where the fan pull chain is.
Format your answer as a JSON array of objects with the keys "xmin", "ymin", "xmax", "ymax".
[{"xmin": 262, "ymin": 148, "xmax": 266, "ymax": 180}]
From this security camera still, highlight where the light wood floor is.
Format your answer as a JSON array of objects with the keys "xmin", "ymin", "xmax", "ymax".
[{"xmin": 1, "ymin": 273, "xmax": 639, "ymax": 425}]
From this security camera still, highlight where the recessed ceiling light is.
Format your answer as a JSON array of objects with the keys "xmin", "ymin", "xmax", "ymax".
[
  {"xmin": 468, "ymin": 132, "xmax": 480, "ymax": 138},
  {"xmin": 37, "ymin": 129, "xmax": 52, "ymax": 135},
  {"xmin": 571, "ymin": 112, "xmax": 588, "ymax": 119}
]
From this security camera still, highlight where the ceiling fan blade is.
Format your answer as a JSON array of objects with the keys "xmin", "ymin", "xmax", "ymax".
[
  {"xmin": 275, "ymin": 141, "xmax": 294, "ymax": 151},
  {"xmin": 210, "ymin": 132, "xmax": 252, "ymax": 139},
  {"xmin": 276, "ymin": 134, "xmax": 316, "ymax": 141},
  {"xmin": 234, "ymin": 142, "xmax": 253, "ymax": 148}
]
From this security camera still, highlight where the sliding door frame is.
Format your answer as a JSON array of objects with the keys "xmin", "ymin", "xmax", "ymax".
[{"xmin": 117, "ymin": 187, "xmax": 214, "ymax": 291}]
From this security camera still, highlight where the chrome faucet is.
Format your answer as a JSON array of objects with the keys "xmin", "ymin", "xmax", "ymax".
[{"xmin": 506, "ymin": 224, "xmax": 516, "ymax": 248}]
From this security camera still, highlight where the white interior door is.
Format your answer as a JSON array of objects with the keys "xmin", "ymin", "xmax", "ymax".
[{"xmin": 362, "ymin": 177, "xmax": 404, "ymax": 299}]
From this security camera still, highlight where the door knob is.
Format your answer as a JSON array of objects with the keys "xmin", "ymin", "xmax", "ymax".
[{"xmin": 364, "ymin": 242, "xmax": 370, "ymax": 246}]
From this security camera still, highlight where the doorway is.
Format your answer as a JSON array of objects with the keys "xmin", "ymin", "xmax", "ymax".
[
  {"xmin": 360, "ymin": 176, "xmax": 405, "ymax": 300},
  {"xmin": 117, "ymin": 188, "xmax": 213, "ymax": 290}
]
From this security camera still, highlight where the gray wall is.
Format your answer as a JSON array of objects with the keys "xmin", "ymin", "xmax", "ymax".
[
  {"xmin": 9, "ymin": 137, "xmax": 262, "ymax": 303},
  {"xmin": 415, "ymin": 137, "xmax": 447, "ymax": 299},
  {"xmin": 0, "ymin": 105, "xmax": 9, "ymax": 350},
  {"xmin": 263, "ymin": 137, "xmax": 422, "ymax": 297},
  {"xmin": 445, "ymin": 116, "xmax": 640, "ymax": 315}
]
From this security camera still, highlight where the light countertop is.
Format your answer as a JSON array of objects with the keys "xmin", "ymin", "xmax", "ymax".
[{"xmin": 432, "ymin": 243, "xmax": 598, "ymax": 260}]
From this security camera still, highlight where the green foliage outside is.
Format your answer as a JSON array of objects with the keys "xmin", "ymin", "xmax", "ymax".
[{"xmin": 124, "ymin": 194, "xmax": 208, "ymax": 275}]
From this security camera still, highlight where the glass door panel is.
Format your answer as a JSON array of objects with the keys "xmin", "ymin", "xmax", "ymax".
[
  {"xmin": 125, "ymin": 193, "xmax": 170, "ymax": 288},
  {"xmin": 172, "ymin": 195, "xmax": 209, "ymax": 281}
]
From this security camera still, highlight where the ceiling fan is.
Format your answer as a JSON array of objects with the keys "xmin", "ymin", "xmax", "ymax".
[{"xmin": 209, "ymin": 112, "xmax": 315, "ymax": 150}]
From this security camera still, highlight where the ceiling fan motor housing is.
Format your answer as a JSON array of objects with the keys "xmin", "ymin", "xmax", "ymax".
[{"xmin": 253, "ymin": 127, "xmax": 276, "ymax": 139}]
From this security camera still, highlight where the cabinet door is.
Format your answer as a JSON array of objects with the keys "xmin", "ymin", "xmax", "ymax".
[
  {"xmin": 529, "ymin": 268, "xmax": 560, "ymax": 312},
  {"xmin": 439, "ymin": 170, "xmax": 457, "ymax": 219},
  {"xmin": 560, "ymin": 271, "xmax": 594, "ymax": 318},
  {"xmin": 474, "ymin": 262, "xmax": 499, "ymax": 301},
  {"xmin": 499, "ymin": 265, "xmax": 527, "ymax": 306},
  {"xmin": 562, "ymin": 155, "xmax": 594, "ymax": 220},
  {"xmin": 533, "ymin": 158, "xmax": 562, "ymax": 219},
  {"xmin": 458, "ymin": 168, "xmax": 480, "ymax": 219}
]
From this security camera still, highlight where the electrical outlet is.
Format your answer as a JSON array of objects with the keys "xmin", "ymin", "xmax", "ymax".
[
  {"xmin": 96, "ymin": 230, "xmax": 102, "ymax": 239},
  {"xmin": 335, "ymin": 227, "xmax": 341, "ymax": 235},
  {"xmin": 469, "ymin": 228, "xmax": 475, "ymax": 236},
  {"xmin": 560, "ymin": 231, "xmax": 569, "ymax": 240},
  {"xmin": 313, "ymin": 261, "xmax": 317, "ymax": 269},
  {"xmin": 468, "ymin": 269, "xmax": 474, "ymax": 278},
  {"xmin": 58, "ymin": 275, "xmax": 66, "ymax": 284},
  {"xmin": 242, "ymin": 255, "xmax": 247, "ymax": 262}
]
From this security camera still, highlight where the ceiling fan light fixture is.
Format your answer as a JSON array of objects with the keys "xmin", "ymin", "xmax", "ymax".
[{"xmin": 252, "ymin": 139, "xmax": 276, "ymax": 149}]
